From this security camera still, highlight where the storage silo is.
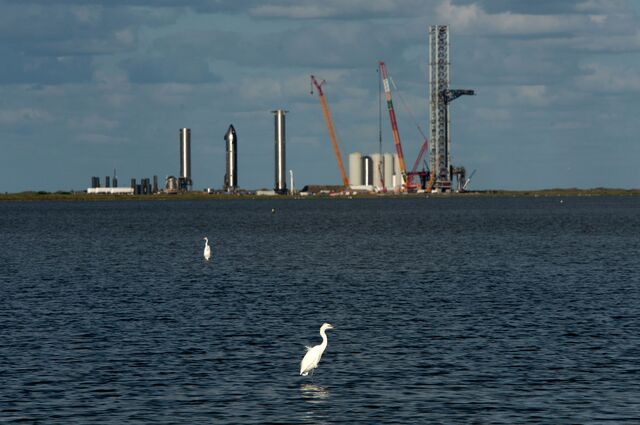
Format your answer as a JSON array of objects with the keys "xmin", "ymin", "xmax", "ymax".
[
  {"xmin": 179, "ymin": 128, "xmax": 192, "ymax": 190},
  {"xmin": 272, "ymin": 110, "xmax": 287, "ymax": 194},
  {"xmin": 370, "ymin": 153, "xmax": 382, "ymax": 190},
  {"xmin": 384, "ymin": 152, "xmax": 394, "ymax": 189},
  {"xmin": 224, "ymin": 125, "xmax": 237, "ymax": 191},
  {"xmin": 362, "ymin": 155, "xmax": 373, "ymax": 187},
  {"xmin": 348, "ymin": 152, "xmax": 362, "ymax": 187},
  {"xmin": 393, "ymin": 153, "xmax": 403, "ymax": 189}
]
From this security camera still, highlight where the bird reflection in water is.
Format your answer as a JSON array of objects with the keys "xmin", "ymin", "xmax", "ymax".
[{"xmin": 300, "ymin": 383, "xmax": 330, "ymax": 403}]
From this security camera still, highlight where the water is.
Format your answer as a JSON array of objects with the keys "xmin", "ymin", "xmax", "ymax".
[{"xmin": 1, "ymin": 197, "xmax": 639, "ymax": 423}]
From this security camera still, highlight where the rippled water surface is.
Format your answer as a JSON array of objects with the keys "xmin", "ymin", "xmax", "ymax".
[{"xmin": 1, "ymin": 197, "xmax": 639, "ymax": 423}]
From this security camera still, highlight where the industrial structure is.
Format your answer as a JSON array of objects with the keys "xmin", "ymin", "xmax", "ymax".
[
  {"xmin": 88, "ymin": 172, "xmax": 158, "ymax": 195},
  {"xmin": 310, "ymin": 75, "xmax": 350, "ymax": 191},
  {"xmin": 179, "ymin": 128, "xmax": 192, "ymax": 191},
  {"xmin": 349, "ymin": 151, "xmax": 403, "ymax": 192},
  {"xmin": 428, "ymin": 25, "xmax": 474, "ymax": 192},
  {"xmin": 273, "ymin": 110, "xmax": 287, "ymax": 194},
  {"xmin": 224, "ymin": 125, "xmax": 238, "ymax": 192},
  {"xmin": 379, "ymin": 61, "xmax": 408, "ymax": 190},
  {"xmin": 82, "ymin": 26, "xmax": 475, "ymax": 196}
]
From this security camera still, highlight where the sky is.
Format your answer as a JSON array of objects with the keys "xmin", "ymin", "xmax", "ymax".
[{"xmin": 1, "ymin": 0, "xmax": 639, "ymax": 192}]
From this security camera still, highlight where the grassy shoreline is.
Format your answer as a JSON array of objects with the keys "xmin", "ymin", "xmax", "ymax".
[{"xmin": 0, "ymin": 188, "xmax": 638, "ymax": 202}]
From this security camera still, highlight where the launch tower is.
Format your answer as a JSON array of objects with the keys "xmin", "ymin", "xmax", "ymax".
[{"xmin": 428, "ymin": 25, "xmax": 474, "ymax": 192}]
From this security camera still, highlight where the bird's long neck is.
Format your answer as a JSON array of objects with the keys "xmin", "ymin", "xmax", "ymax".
[{"xmin": 319, "ymin": 328, "xmax": 328, "ymax": 348}]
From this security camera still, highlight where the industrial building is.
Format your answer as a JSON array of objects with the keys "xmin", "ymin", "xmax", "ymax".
[
  {"xmin": 88, "ymin": 173, "xmax": 134, "ymax": 195},
  {"xmin": 348, "ymin": 152, "xmax": 403, "ymax": 192},
  {"xmin": 87, "ymin": 187, "xmax": 134, "ymax": 195}
]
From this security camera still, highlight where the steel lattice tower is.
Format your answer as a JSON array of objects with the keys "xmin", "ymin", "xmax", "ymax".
[
  {"xmin": 429, "ymin": 25, "xmax": 474, "ymax": 192},
  {"xmin": 429, "ymin": 25, "xmax": 450, "ymax": 191}
]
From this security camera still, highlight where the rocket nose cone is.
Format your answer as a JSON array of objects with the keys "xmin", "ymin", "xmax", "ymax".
[{"xmin": 224, "ymin": 124, "xmax": 236, "ymax": 140}]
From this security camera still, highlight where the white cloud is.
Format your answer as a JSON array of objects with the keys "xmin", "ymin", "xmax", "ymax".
[
  {"xmin": 436, "ymin": 0, "xmax": 607, "ymax": 36},
  {"xmin": 0, "ymin": 108, "xmax": 52, "ymax": 124},
  {"xmin": 576, "ymin": 63, "xmax": 640, "ymax": 93},
  {"xmin": 249, "ymin": 0, "xmax": 433, "ymax": 19},
  {"xmin": 495, "ymin": 85, "xmax": 553, "ymax": 107}
]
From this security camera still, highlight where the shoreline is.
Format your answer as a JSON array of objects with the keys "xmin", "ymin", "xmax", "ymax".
[{"xmin": 1, "ymin": 188, "xmax": 638, "ymax": 202}]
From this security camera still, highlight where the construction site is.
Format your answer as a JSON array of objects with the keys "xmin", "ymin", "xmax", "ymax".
[
  {"xmin": 85, "ymin": 25, "xmax": 476, "ymax": 197},
  {"xmin": 309, "ymin": 25, "xmax": 475, "ymax": 195}
]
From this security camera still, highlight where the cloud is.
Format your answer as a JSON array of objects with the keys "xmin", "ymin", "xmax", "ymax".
[
  {"xmin": 436, "ymin": 0, "xmax": 609, "ymax": 36},
  {"xmin": 0, "ymin": 108, "xmax": 53, "ymax": 124},
  {"xmin": 452, "ymin": 0, "xmax": 633, "ymax": 15},
  {"xmin": 495, "ymin": 85, "xmax": 552, "ymax": 107},
  {"xmin": 576, "ymin": 63, "xmax": 640, "ymax": 93},
  {"xmin": 0, "ymin": 47, "xmax": 93, "ymax": 84},
  {"xmin": 248, "ymin": 0, "xmax": 438, "ymax": 19},
  {"xmin": 121, "ymin": 56, "xmax": 218, "ymax": 84}
]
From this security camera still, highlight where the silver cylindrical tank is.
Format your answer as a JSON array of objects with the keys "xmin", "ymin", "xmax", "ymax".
[
  {"xmin": 224, "ymin": 125, "xmax": 237, "ymax": 191},
  {"xmin": 370, "ymin": 153, "xmax": 382, "ymax": 190},
  {"xmin": 179, "ymin": 128, "xmax": 192, "ymax": 189},
  {"xmin": 273, "ymin": 110, "xmax": 287, "ymax": 194},
  {"xmin": 362, "ymin": 155, "xmax": 373, "ymax": 187},
  {"xmin": 384, "ymin": 152, "xmax": 394, "ymax": 189},
  {"xmin": 348, "ymin": 152, "xmax": 362, "ymax": 187}
]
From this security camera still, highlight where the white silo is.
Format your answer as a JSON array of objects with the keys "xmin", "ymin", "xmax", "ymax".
[
  {"xmin": 384, "ymin": 152, "xmax": 394, "ymax": 189},
  {"xmin": 393, "ymin": 153, "xmax": 404, "ymax": 190},
  {"xmin": 370, "ymin": 153, "xmax": 382, "ymax": 190},
  {"xmin": 349, "ymin": 152, "xmax": 363, "ymax": 187}
]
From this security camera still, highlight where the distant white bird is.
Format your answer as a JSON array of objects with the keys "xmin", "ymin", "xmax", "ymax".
[
  {"xmin": 203, "ymin": 237, "xmax": 212, "ymax": 260},
  {"xmin": 300, "ymin": 323, "xmax": 334, "ymax": 376}
]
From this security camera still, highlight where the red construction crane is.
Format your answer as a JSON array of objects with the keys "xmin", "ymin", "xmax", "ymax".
[
  {"xmin": 310, "ymin": 75, "xmax": 350, "ymax": 190},
  {"xmin": 379, "ymin": 61, "xmax": 408, "ymax": 190},
  {"xmin": 406, "ymin": 138, "xmax": 429, "ymax": 191}
]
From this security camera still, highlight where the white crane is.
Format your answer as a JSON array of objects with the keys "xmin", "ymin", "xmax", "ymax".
[
  {"xmin": 300, "ymin": 323, "xmax": 334, "ymax": 376},
  {"xmin": 203, "ymin": 237, "xmax": 212, "ymax": 260}
]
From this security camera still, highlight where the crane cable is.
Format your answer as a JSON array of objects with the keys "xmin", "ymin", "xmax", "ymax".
[{"xmin": 389, "ymin": 76, "xmax": 428, "ymax": 142}]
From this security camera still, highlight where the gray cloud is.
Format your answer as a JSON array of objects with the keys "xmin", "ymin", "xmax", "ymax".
[
  {"xmin": 451, "ymin": 0, "xmax": 633, "ymax": 15},
  {"xmin": 0, "ymin": 46, "xmax": 93, "ymax": 84},
  {"xmin": 121, "ymin": 56, "xmax": 219, "ymax": 84}
]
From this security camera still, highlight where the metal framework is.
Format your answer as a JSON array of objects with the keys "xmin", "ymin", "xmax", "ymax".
[
  {"xmin": 310, "ymin": 75, "xmax": 350, "ymax": 190},
  {"xmin": 429, "ymin": 25, "xmax": 474, "ymax": 192},
  {"xmin": 379, "ymin": 61, "xmax": 407, "ymax": 189}
]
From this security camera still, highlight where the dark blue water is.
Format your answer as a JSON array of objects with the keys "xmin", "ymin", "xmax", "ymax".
[{"xmin": 1, "ymin": 197, "xmax": 639, "ymax": 423}]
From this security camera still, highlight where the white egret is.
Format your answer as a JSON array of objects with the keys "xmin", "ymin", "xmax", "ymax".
[
  {"xmin": 300, "ymin": 323, "xmax": 334, "ymax": 376},
  {"xmin": 203, "ymin": 237, "xmax": 212, "ymax": 260}
]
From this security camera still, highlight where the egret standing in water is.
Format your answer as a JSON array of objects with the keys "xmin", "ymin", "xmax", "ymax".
[
  {"xmin": 203, "ymin": 237, "xmax": 212, "ymax": 260},
  {"xmin": 300, "ymin": 323, "xmax": 334, "ymax": 376}
]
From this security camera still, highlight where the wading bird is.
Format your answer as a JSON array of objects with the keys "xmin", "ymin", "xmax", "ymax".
[
  {"xmin": 300, "ymin": 323, "xmax": 334, "ymax": 376},
  {"xmin": 203, "ymin": 237, "xmax": 211, "ymax": 260}
]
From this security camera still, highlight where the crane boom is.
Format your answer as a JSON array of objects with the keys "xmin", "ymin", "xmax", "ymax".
[
  {"xmin": 310, "ymin": 75, "xmax": 350, "ymax": 190},
  {"xmin": 410, "ymin": 138, "xmax": 429, "ymax": 175},
  {"xmin": 406, "ymin": 137, "xmax": 429, "ymax": 190},
  {"xmin": 378, "ymin": 61, "xmax": 407, "ymax": 188}
]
